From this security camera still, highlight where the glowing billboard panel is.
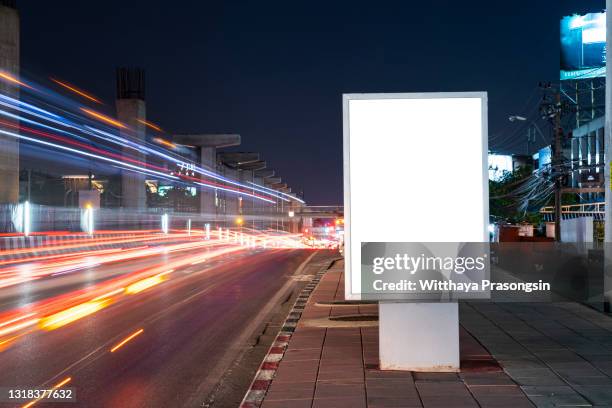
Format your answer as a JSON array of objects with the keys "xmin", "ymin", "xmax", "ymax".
[
  {"xmin": 561, "ymin": 12, "xmax": 606, "ymax": 80},
  {"xmin": 343, "ymin": 93, "xmax": 489, "ymax": 300}
]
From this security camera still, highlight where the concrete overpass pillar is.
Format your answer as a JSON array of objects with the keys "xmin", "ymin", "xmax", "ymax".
[
  {"xmin": 239, "ymin": 169, "xmax": 254, "ymax": 227},
  {"xmin": 253, "ymin": 175, "xmax": 264, "ymax": 228},
  {"xmin": 225, "ymin": 167, "xmax": 239, "ymax": 221},
  {"xmin": 116, "ymin": 68, "xmax": 146, "ymax": 210},
  {"xmin": 0, "ymin": 2, "xmax": 19, "ymax": 205},
  {"xmin": 172, "ymin": 134, "xmax": 241, "ymax": 223},
  {"xmin": 200, "ymin": 146, "xmax": 216, "ymax": 219}
]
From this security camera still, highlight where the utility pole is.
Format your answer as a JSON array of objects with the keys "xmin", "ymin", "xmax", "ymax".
[
  {"xmin": 553, "ymin": 92, "xmax": 563, "ymax": 242},
  {"xmin": 542, "ymin": 84, "xmax": 564, "ymax": 242}
]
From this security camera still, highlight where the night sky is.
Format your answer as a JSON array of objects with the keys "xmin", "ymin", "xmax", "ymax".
[{"xmin": 18, "ymin": 0, "xmax": 605, "ymax": 204}]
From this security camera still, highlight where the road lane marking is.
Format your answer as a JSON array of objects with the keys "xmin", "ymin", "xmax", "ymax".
[{"xmin": 110, "ymin": 329, "xmax": 144, "ymax": 353}]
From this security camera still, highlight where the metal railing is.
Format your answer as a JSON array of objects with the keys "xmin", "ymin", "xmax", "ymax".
[{"xmin": 540, "ymin": 201, "xmax": 605, "ymax": 221}]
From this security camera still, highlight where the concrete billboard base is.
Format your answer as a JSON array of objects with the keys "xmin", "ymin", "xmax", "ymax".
[{"xmin": 379, "ymin": 302, "xmax": 459, "ymax": 372}]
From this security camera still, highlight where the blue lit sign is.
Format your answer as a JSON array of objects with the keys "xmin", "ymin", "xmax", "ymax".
[{"xmin": 561, "ymin": 12, "xmax": 606, "ymax": 80}]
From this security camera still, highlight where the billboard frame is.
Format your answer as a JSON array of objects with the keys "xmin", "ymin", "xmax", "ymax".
[{"xmin": 342, "ymin": 92, "xmax": 489, "ymax": 301}]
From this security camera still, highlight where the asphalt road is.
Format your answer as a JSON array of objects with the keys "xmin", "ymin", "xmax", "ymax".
[{"xmin": 0, "ymin": 247, "xmax": 319, "ymax": 408}]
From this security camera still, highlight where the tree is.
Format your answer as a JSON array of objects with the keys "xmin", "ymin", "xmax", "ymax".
[{"xmin": 489, "ymin": 165, "xmax": 544, "ymax": 224}]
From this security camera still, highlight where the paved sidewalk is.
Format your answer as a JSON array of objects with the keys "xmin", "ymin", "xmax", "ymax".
[{"xmin": 258, "ymin": 260, "xmax": 612, "ymax": 408}]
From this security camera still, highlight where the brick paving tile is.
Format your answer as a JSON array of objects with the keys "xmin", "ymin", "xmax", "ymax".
[
  {"xmin": 415, "ymin": 381, "xmax": 473, "ymax": 397},
  {"xmin": 257, "ymin": 261, "xmax": 566, "ymax": 408},
  {"xmin": 312, "ymin": 396, "xmax": 367, "ymax": 408},
  {"xmin": 317, "ymin": 368, "xmax": 364, "ymax": 382},
  {"xmin": 474, "ymin": 396, "xmax": 535, "ymax": 408},
  {"xmin": 314, "ymin": 381, "xmax": 366, "ymax": 399},
  {"xmin": 573, "ymin": 386, "xmax": 612, "ymax": 406},
  {"xmin": 413, "ymin": 372, "xmax": 460, "ymax": 382},
  {"xmin": 419, "ymin": 396, "xmax": 479, "ymax": 408},
  {"xmin": 468, "ymin": 384, "xmax": 527, "ymax": 397},
  {"xmin": 282, "ymin": 347, "xmax": 322, "ymax": 362},
  {"xmin": 261, "ymin": 398, "xmax": 312, "ymax": 408},
  {"xmin": 365, "ymin": 370, "xmax": 415, "ymax": 381},
  {"xmin": 264, "ymin": 381, "xmax": 315, "ymax": 401},
  {"xmin": 459, "ymin": 372, "xmax": 516, "ymax": 386},
  {"xmin": 367, "ymin": 386, "xmax": 420, "ymax": 401},
  {"xmin": 366, "ymin": 396, "xmax": 423, "ymax": 408},
  {"xmin": 521, "ymin": 385, "xmax": 592, "ymax": 407}
]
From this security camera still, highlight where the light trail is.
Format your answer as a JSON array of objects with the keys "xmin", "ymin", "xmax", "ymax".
[
  {"xmin": 0, "ymin": 94, "xmax": 61, "ymax": 119},
  {"xmin": 110, "ymin": 329, "xmax": 144, "ymax": 352},
  {"xmin": 152, "ymin": 137, "xmax": 176, "ymax": 148},
  {"xmin": 0, "ymin": 89, "xmax": 299, "ymax": 203},
  {"xmin": 80, "ymin": 108, "xmax": 126, "ymax": 128},
  {"xmin": 0, "ymin": 116, "xmax": 279, "ymax": 202},
  {"xmin": 0, "ymin": 231, "xmax": 181, "ymax": 259},
  {"xmin": 0, "ymin": 313, "xmax": 36, "ymax": 328},
  {"xmin": 0, "ymin": 229, "xmax": 309, "ymax": 352},
  {"xmin": 247, "ymin": 181, "xmax": 305, "ymax": 203},
  {"xmin": 93, "ymin": 288, "xmax": 125, "ymax": 301},
  {"xmin": 39, "ymin": 299, "xmax": 112, "ymax": 330},
  {"xmin": 0, "ymin": 71, "xmax": 31, "ymax": 89},
  {"xmin": 0, "ymin": 318, "xmax": 39, "ymax": 337},
  {"xmin": 138, "ymin": 119, "xmax": 162, "ymax": 132},
  {"xmin": 0, "ymin": 236, "xmax": 221, "ymax": 288},
  {"xmin": 50, "ymin": 78, "xmax": 102, "ymax": 104},
  {"xmin": 0, "ymin": 127, "xmax": 178, "ymax": 180},
  {"xmin": 125, "ymin": 274, "xmax": 166, "ymax": 294}
]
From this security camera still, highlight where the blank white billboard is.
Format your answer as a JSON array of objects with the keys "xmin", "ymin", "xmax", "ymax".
[{"xmin": 343, "ymin": 92, "xmax": 488, "ymax": 300}]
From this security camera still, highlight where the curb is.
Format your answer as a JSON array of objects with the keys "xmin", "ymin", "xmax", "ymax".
[{"xmin": 239, "ymin": 258, "xmax": 336, "ymax": 408}]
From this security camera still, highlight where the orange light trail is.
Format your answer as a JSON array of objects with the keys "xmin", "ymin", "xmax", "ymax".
[
  {"xmin": 153, "ymin": 137, "xmax": 176, "ymax": 148},
  {"xmin": 92, "ymin": 288, "xmax": 125, "ymax": 301},
  {"xmin": 110, "ymin": 328, "xmax": 144, "ymax": 352},
  {"xmin": 0, "ymin": 71, "xmax": 31, "ymax": 88},
  {"xmin": 0, "ymin": 318, "xmax": 39, "ymax": 337},
  {"xmin": 0, "ymin": 335, "xmax": 19, "ymax": 352},
  {"xmin": 80, "ymin": 108, "xmax": 126, "ymax": 128},
  {"xmin": 21, "ymin": 377, "xmax": 71, "ymax": 408},
  {"xmin": 0, "ymin": 313, "xmax": 36, "ymax": 328},
  {"xmin": 138, "ymin": 119, "xmax": 162, "ymax": 132},
  {"xmin": 125, "ymin": 274, "xmax": 166, "ymax": 294},
  {"xmin": 39, "ymin": 299, "xmax": 111, "ymax": 331},
  {"xmin": 50, "ymin": 78, "xmax": 102, "ymax": 104}
]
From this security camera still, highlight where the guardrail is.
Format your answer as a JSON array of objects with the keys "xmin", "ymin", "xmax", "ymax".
[
  {"xmin": 0, "ymin": 203, "xmax": 300, "ymax": 234},
  {"xmin": 540, "ymin": 201, "xmax": 605, "ymax": 221}
]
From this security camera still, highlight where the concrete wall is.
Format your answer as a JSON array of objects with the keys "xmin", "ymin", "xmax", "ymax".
[
  {"xmin": 116, "ymin": 99, "xmax": 146, "ymax": 209},
  {"xmin": 0, "ymin": 5, "xmax": 19, "ymax": 205},
  {"xmin": 561, "ymin": 217, "xmax": 594, "ymax": 243}
]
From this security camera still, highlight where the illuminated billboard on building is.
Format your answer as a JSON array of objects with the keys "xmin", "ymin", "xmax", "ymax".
[{"xmin": 560, "ymin": 12, "xmax": 606, "ymax": 81}]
